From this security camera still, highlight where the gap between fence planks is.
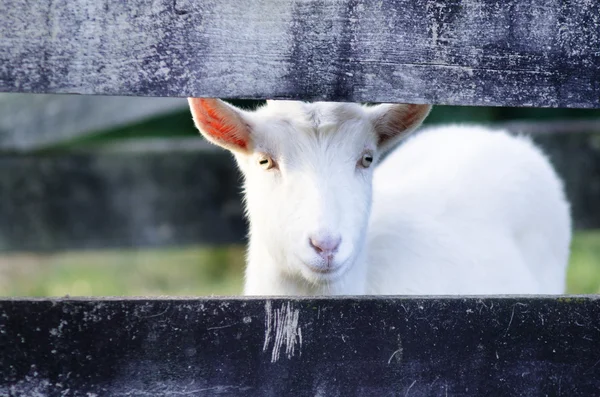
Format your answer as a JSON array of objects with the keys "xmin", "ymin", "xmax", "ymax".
[
  {"xmin": 0, "ymin": 94, "xmax": 188, "ymax": 150},
  {"xmin": 0, "ymin": 141, "xmax": 246, "ymax": 252},
  {"xmin": 0, "ymin": 129, "xmax": 598, "ymax": 252}
]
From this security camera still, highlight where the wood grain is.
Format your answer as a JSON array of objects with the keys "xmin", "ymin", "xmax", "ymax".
[
  {"xmin": 0, "ymin": 0, "xmax": 599, "ymax": 107},
  {"xmin": 1, "ymin": 297, "xmax": 599, "ymax": 396}
]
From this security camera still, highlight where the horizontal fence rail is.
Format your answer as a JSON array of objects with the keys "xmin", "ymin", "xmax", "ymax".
[
  {"xmin": 1, "ymin": 297, "xmax": 599, "ymax": 396},
  {"xmin": 0, "ymin": 0, "xmax": 599, "ymax": 108}
]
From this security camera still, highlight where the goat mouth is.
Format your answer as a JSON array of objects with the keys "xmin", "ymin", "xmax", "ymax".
[
  {"xmin": 306, "ymin": 265, "xmax": 340, "ymax": 274},
  {"xmin": 303, "ymin": 259, "xmax": 347, "ymax": 277}
]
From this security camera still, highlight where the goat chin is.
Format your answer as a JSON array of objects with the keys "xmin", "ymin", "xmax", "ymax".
[{"xmin": 187, "ymin": 99, "xmax": 571, "ymax": 297}]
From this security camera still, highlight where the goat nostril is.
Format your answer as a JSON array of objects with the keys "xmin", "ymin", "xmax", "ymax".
[
  {"xmin": 309, "ymin": 238, "xmax": 324, "ymax": 254},
  {"xmin": 309, "ymin": 236, "xmax": 342, "ymax": 256}
]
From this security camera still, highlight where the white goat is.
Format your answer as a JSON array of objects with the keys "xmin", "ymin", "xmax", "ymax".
[{"xmin": 188, "ymin": 98, "xmax": 571, "ymax": 296}]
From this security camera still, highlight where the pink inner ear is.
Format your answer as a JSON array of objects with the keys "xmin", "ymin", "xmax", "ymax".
[
  {"xmin": 191, "ymin": 99, "xmax": 248, "ymax": 150},
  {"xmin": 386, "ymin": 104, "xmax": 423, "ymax": 132},
  {"xmin": 377, "ymin": 104, "xmax": 427, "ymax": 146},
  {"xmin": 399, "ymin": 104, "xmax": 424, "ymax": 128}
]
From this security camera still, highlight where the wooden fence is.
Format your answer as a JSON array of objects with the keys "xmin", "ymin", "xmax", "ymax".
[{"xmin": 1, "ymin": 0, "xmax": 600, "ymax": 395}]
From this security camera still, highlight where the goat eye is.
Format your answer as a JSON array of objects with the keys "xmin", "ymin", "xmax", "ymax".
[
  {"xmin": 258, "ymin": 155, "xmax": 275, "ymax": 170},
  {"xmin": 360, "ymin": 153, "xmax": 374, "ymax": 168}
]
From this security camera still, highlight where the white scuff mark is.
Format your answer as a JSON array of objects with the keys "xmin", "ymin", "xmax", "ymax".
[
  {"xmin": 504, "ymin": 305, "xmax": 516, "ymax": 337},
  {"xmin": 114, "ymin": 385, "xmax": 244, "ymax": 396},
  {"xmin": 477, "ymin": 300, "xmax": 489, "ymax": 314},
  {"xmin": 405, "ymin": 380, "xmax": 417, "ymax": 396},
  {"xmin": 504, "ymin": 302, "xmax": 527, "ymax": 337},
  {"xmin": 141, "ymin": 306, "xmax": 170, "ymax": 319},
  {"xmin": 262, "ymin": 301, "xmax": 302, "ymax": 363},
  {"xmin": 262, "ymin": 301, "xmax": 273, "ymax": 352},
  {"xmin": 387, "ymin": 349, "xmax": 402, "ymax": 364},
  {"xmin": 57, "ymin": 319, "xmax": 68, "ymax": 335},
  {"xmin": 388, "ymin": 335, "xmax": 403, "ymax": 364},
  {"xmin": 206, "ymin": 324, "xmax": 234, "ymax": 331}
]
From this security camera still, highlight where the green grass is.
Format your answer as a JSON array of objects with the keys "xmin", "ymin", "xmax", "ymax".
[
  {"xmin": 566, "ymin": 231, "xmax": 600, "ymax": 294},
  {"xmin": 0, "ymin": 231, "xmax": 599, "ymax": 297},
  {"xmin": 0, "ymin": 246, "xmax": 245, "ymax": 297}
]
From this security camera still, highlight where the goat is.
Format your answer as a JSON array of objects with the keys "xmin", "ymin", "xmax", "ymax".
[{"xmin": 188, "ymin": 98, "xmax": 571, "ymax": 296}]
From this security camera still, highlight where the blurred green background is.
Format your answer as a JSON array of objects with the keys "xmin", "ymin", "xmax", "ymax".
[
  {"xmin": 1, "ymin": 231, "xmax": 599, "ymax": 296},
  {"xmin": 1, "ymin": 100, "xmax": 599, "ymax": 296}
]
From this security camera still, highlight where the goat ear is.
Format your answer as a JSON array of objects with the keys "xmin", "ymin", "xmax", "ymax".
[
  {"xmin": 367, "ymin": 103, "xmax": 431, "ymax": 152},
  {"xmin": 188, "ymin": 98, "xmax": 252, "ymax": 153}
]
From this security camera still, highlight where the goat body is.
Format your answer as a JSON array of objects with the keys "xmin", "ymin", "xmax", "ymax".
[
  {"xmin": 367, "ymin": 125, "xmax": 570, "ymax": 295},
  {"xmin": 188, "ymin": 99, "xmax": 571, "ymax": 296}
]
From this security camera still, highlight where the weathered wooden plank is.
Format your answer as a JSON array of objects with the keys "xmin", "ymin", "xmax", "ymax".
[
  {"xmin": 0, "ymin": 94, "xmax": 187, "ymax": 150},
  {"xmin": 1, "ymin": 0, "xmax": 599, "ymax": 107},
  {"xmin": 0, "ymin": 297, "xmax": 599, "ymax": 396},
  {"xmin": 0, "ymin": 126, "xmax": 599, "ymax": 252}
]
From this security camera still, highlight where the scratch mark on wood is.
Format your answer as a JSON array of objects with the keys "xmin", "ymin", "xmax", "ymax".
[
  {"xmin": 388, "ymin": 335, "xmax": 403, "ymax": 364},
  {"xmin": 478, "ymin": 299, "xmax": 489, "ymax": 315},
  {"xmin": 388, "ymin": 348, "xmax": 402, "ymax": 364},
  {"xmin": 113, "ymin": 385, "xmax": 244, "ymax": 395},
  {"xmin": 141, "ymin": 306, "xmax": 170, "ymax": 319},
  {"xmin": 585, "ymin": 358, "xmax": 600, "ymax": 374},
  {"xmin": 263, "ymin": 301, "xmax": 302, "ymax": 362},
  {"xmin": 504, "ymin": 305, "xmax": 516, "ymax": 337},
  {"xmin": 207, "ymin": 324, "xmax": 235, "ymax": 331},
  {"xmin": 405, "ymin": 380, "xmax": 417, "ymax": 396},
  {"xmin": 504, "ymin": 302, "xmax": 527, "ymax": 337},
  {"xmin": 262, "ymin": 301, "xmax": 272, "ymax": 352}
]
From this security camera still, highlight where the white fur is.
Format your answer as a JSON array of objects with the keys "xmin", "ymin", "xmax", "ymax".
[
  {"xmin": 367, "ymin": 125, "xmax": 571, "ymax": 295},
  {"xmin": 190, "ymin": 100, "xmax": 571, "ymax": 296}
]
